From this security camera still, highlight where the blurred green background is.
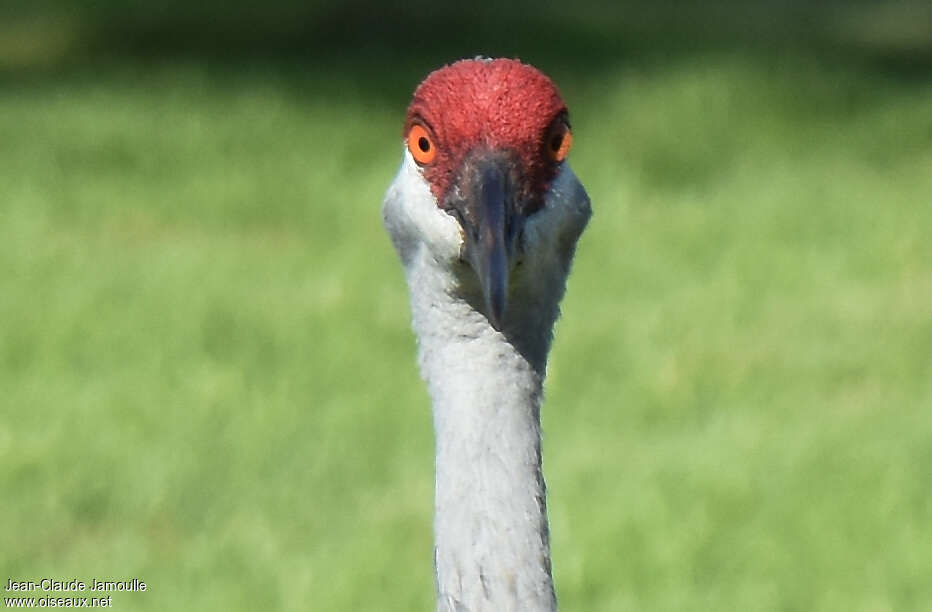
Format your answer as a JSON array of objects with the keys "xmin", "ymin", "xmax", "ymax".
[{"xmin": 2, "ymin": 1, "xmax": 931, "ymax": 610}]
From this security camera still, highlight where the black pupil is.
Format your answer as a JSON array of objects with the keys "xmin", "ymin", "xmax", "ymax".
[
  {"xmin": 551, "ymin": 133, "xmax": 563, "ymax": 152},
  {"xmin": 418, "ymin": 136, "xmax": 430, "ymax": 153}
]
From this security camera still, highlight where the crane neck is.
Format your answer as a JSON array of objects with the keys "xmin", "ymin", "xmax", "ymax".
[{"xmin": 408, "ymin": 257, "xmax": 558, "ymax": 612}]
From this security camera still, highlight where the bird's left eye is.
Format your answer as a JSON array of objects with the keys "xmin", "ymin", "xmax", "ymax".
[
  {"xmin": 546, "ymin": 120, "xmax": 573, "ymax": 163},
  {"xmin": 407, "ymin": 124, "xmax": 437, "ymax": 165}
]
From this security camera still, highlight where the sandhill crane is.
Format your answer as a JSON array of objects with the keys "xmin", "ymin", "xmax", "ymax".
[{"xmin": 383, "ymin": 58, "xmax": 591, "ymax": 612}]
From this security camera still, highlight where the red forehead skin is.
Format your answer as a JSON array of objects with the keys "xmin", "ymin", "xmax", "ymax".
[{"xmin": 404, "ymin": 58, "xmax": 567, "ymax": 206}]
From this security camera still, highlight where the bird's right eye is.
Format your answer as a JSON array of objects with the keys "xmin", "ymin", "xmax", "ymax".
[{"xmin": 407, "ymin": 124, "xmax": 437, "ymax": 165}]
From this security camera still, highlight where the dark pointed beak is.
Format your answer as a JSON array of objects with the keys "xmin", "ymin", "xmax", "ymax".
[{"xmin": 450, "ymin": 153, "xmax": 522, "ymax": 331}]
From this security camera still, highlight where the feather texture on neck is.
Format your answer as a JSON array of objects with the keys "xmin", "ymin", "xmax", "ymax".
[{"xmin": 383, "ymin": 151, "xmax": 590, "ymax": 612}]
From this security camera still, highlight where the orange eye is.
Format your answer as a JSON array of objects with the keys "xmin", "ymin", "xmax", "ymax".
[
  {"xmin": 547, "ymin": 122, "xmax": 573, "ymax": 162},
  {"xmin": 407, "ymin": 124, "xmax": 436, "ymax": 165}
]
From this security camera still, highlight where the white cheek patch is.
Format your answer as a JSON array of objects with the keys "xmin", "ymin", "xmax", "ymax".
[
  {"xmin": 521, "ymin": 163, "xmax": 591, "ymax": 269},
  {"xmin": 398, "ymin": 150, "xmax": 464, "ymax": 263}
]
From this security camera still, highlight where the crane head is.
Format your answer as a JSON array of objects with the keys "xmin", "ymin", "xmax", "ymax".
[{"xmin": 384, "ymin": 58, "xmax": 590, "ymax": 334}]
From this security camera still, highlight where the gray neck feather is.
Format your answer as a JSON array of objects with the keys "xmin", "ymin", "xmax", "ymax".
[
  {"xmin": 385, "ymin": 158, "xmax": 590, "ymax": 612},
  {"xmin": 407, "ymin": 252, "xmax": 560, "ymax": 612}
]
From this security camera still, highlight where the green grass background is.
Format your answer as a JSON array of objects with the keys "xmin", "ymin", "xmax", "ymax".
[{"xmin": 2, "ymin": 2, "xmax": 931, "ymax": 610}]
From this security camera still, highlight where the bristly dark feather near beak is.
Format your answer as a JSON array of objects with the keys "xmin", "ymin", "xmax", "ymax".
[{"xmin": 445, "ymin": 151, "xmax": 525, "ymax": 331}]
